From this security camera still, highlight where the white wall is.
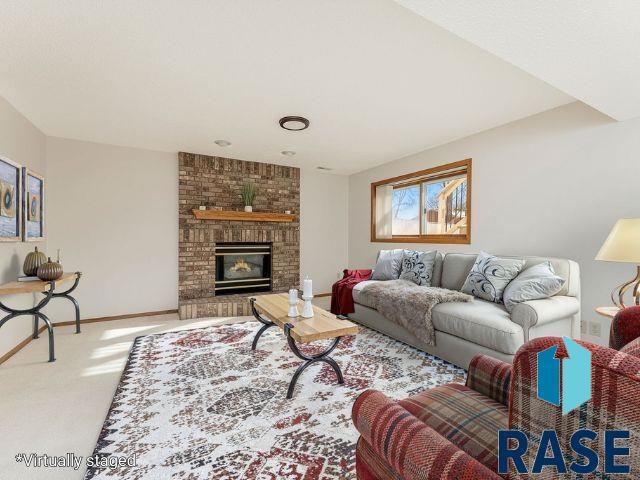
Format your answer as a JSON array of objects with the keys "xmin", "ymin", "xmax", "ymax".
[
  {"xmin": 45, "ymin": 138, "xmax": 178, "ymax": 320},
  {"xmin": 44, "ymin": 139, "xmax": 350, "ymax": 322},
  {"xmin": 349, "ymin": 102, "xmax": 639, "ymax": 344},
  {"xmin": 9, "ymin": 96, "xmax": 628, "ymax": 355},
  {"xmin": 300, "ymin": 169, "xmax": 349, "ymax": 294},
  {"xmin": 0, "ymin": 97, "xmax": 47, "ymax": 358}
]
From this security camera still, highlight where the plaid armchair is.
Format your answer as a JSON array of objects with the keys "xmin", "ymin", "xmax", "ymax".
[{"xmin": 353, "ymin": 332, "xmax": 640, "ymax": 479}]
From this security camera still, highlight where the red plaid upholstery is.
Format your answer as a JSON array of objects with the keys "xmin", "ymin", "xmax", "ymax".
[
  {"xmin": 355, "ymin": 438, "xmax": 401, "ymax": 480},
  {"xmin": 352, "ymin": 389, "xmax": 501, "ymax": 480},
  {"xmin": 621, "ymin": 336, "xmax": 640, "ymax": 358},
  {"xmin": 399, "ymin": 383, "xmax": 507, "ymax": 472},
  {"xmin": 353, "ymin": 338, "xmax": 640, "ymax": 479},
  {"xmin": 509, "ymin": 337, "xmax": 640, "ymax": 478},
  {"xmin": 466, "ymin": 354, "xmax": 511, "ymax": 406},
  {"xmin": 610, "ymin": 305, "xmax": 640, "ymax": 350}
]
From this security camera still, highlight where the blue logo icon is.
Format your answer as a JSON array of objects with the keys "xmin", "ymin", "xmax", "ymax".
[{"xmin": 537, "ymin": 336, "xmax": 591, "ymax": 415}]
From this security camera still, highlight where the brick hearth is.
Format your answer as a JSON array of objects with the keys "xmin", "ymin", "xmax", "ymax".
[{"xmin": 178, "ymin": 152, "xmax": 300, "ymax": 319}]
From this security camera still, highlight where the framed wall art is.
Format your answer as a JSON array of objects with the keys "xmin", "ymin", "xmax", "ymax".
[
  {"xmin": 0, "ymin": 156, "xmax": 22, "ymax": 242},
  {"xmin": 23, "ymin": 168, "xmax": 45, "ymax": 241}
]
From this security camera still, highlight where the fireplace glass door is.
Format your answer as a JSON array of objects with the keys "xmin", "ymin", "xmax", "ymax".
[{"xmin": 214, "ymin": 243, "xmax": 272, "ymax": 295}]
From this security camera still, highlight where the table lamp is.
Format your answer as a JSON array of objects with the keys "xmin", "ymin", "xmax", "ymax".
[{"xmin": 596, "ymin": 219, "xmax": 640, "ymax": 308}]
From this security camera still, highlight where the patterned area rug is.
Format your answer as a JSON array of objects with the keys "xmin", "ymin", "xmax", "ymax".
[{"xmin": 86, "ymin": 321, "xmax": 465, "ymax": 479}]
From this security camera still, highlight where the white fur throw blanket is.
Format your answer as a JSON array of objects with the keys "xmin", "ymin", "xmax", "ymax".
[{"xmin": 361, "ymin": 280, "xmax": 473, "ymax": 346}]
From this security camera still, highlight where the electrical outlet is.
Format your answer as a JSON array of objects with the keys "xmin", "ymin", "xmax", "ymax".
[{"xmin": 589, "ymin": 321, "xmax": 602, "ymax": 337}]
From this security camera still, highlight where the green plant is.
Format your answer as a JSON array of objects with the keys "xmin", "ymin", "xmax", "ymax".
[{"xmin": 241, "ymin": 182, "xmax": 256, "ymax": 206}]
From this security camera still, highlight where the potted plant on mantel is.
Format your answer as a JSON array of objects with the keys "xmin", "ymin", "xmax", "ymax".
[{"xmin": 241, "ymin": 182, "xmax": 256, "ymax": 212}]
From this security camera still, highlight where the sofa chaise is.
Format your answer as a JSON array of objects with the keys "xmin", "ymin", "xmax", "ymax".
[{"xmin": 349, "ymin": 252, "xmax": 580, "ymax": 368}]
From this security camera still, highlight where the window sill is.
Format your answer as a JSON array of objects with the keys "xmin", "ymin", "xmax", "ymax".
[{"xmin": 370, "ymin": 235, "xmax": 471, "ymax": 245}]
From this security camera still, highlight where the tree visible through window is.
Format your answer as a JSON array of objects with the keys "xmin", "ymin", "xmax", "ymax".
[
  {"xmin": 392, "ymin": 185, "xmax": 419, "ymax": 235},
  {"xmin": 371, "ymin": 159, "xmax": 471, "ymax": 244}
]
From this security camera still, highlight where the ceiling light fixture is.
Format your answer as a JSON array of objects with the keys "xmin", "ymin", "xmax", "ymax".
[
  {"xmin": 214, "ymin": 139, "xmax": 231, "ymax": 147},
  {"xmin": 317, "ymin": 166, "xmax": 332, "ymax": 171},
  {"xmin": 279, "ymin": 116, "xmax": 309, "ymax": 131},
  {"xmin": 281, "ymin": 150, "xmax": 296, "ymax": 156}
]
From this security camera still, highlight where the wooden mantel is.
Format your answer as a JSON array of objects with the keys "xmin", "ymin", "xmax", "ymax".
[{"xmin": 192, "ymin": 209, "xmax": 295, "ymax": 223}]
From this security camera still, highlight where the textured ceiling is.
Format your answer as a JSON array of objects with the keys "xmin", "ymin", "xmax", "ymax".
[
  {"xmin": 0, "ymin": 0, "xmax": 573, "ymax": 173},
  {"xmin": 395, "ymin": 0, "xmax": 640, "ymax": 121}
]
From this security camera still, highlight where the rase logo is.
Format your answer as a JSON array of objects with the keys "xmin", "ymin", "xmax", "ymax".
[{"xmin": 499, "ymin": 337, "xmax": 631, "ymax": 475}]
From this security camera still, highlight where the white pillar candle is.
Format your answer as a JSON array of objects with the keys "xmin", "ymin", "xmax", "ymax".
[{"xmin": 303, "ymin": 277, "xmax": 313, "ymax": 298}]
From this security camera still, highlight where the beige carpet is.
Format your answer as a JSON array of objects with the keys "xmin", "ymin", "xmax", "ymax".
[
  {"xmin": 0, "ymin": 313, "xmax": 255, "ymax": 480},
  {"xmin": 0, "ymin": 297, "xmax": 333, "ymax": 480}
]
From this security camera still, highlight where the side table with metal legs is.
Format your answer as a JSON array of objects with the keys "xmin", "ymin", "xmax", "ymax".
[
  {"xmin": 0, "ymin": 272, "xmax": 83, "ymax": 363},
  {"xmin": 33, "ymin": 272, "xmax": 82, "ymax": 337},
  {"xmin": 0, "ymin": 283, "xmax": 56, "ymax": 362}
]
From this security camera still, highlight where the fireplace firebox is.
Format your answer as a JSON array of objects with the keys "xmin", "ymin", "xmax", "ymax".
[{"xmin": 214, "ymin": 243, "xmax": 272, "ymax": 295}]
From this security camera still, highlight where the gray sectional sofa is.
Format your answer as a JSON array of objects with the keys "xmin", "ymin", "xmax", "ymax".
[{"xmin": 349, "ymin": 252, "xmax": 580, "ymax": 368}]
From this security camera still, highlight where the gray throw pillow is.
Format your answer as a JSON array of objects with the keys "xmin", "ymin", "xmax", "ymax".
[
  {"xmin": 399, "ymin": 250, "xmax": 437, "ymax": 286},
  {"xmin": 461, "ymin": 252, "xmax": 525, "ymax": 303},
  {"xmin": 371, "ymin": 249, "xmax": 404, "ymax": 280},
  {"xmin": 503, "ymin": 261, "xmax": 565, "ymax": 313}
]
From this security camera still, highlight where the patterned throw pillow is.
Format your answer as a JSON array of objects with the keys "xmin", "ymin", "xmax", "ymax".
[
  {"xmin": 399, "ymin": 250, "xmax": 437, "ymax": 286},
  {"xmin": 371, "ymin": 249, "xmax": 404, "ymax": 280},
  {"xmin": 461, "ymin": 252, "xmax": 525, "ymax": 303},
  {"xmin": 502, "ymin": 261, "xmax": 565, "ymax": 312}
]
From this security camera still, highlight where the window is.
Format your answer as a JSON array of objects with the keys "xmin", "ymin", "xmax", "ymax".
[
  {"xmin": 392, "ymin": 185, "xmax": 420, "ymax": 235},
  {"xmin": 371, "ymin": 159, "xmax": 471, "ymax": 244}
]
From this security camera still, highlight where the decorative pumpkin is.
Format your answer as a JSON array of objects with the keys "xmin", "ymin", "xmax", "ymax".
[
  {"xmin": 23, "ymin": 246, "xmax": 47, "ymax": 276},
  {"xmin": 37, "ymin": 257, "xmax": 63, "ymax": 281}
]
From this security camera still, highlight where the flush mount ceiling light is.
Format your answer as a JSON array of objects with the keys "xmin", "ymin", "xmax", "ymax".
[
  {"xmin": 281, "ymin": 150, "xmax": 296, "ymax": 156},
  {"xmin": 214, "ymin": 139, "xmax": 231, "ymax": 147},
  {"xmin": 279, "ymin": 116, "xmax": 309, "ymax": 131}
]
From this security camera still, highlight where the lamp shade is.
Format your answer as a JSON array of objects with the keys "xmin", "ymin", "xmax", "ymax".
[{"xmin": 596, "ymin": 219, "xmax": 640, "ymax": 263}]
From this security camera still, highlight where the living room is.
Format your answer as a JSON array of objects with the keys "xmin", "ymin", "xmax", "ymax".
[{"xmin": 1, "ymin": 2, "xmax": 639, "ymax": 479}]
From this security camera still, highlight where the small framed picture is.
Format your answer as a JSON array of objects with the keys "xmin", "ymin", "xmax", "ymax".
[
  {"xmin": 0, "ymin": 156, "xmax": 22, "ymax": 242},
  {"xmin": 23, "ymin": 168, "xmax": 45, "ymax": 241}
]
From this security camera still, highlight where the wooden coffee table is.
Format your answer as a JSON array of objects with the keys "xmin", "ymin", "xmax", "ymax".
[{"xmin": 249, "ymin": 293, "xmax": 358, "ymax": 399}]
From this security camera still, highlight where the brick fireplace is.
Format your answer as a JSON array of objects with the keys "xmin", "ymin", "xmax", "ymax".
[{"xmin": 178, "ymin": 152, "xmax": 300, "ymax": 319}]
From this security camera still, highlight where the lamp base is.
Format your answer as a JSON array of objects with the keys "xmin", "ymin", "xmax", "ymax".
[{"xmin": 611, "ymin": 265, "xmax": 640, "ymax": 308}]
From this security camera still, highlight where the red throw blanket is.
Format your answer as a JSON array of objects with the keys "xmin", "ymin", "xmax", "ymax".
[{"xmin": 331, "ymin": 269, "xmax": 372, "ymax": 316}]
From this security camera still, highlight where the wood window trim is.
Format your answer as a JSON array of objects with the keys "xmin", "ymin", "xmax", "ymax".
[{"xmin": 370, "ymin": 158, "xmax": 472, "ymax": 244}]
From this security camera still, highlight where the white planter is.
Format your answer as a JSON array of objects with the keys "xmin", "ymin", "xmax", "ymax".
[{"xmin": 244, "ymin": 206, "xmax": 253, "ymax": 212}]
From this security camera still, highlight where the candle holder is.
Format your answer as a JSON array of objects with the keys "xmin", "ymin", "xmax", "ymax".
[
  {"xmin": 288, "ymin": 289, "xmax": 299, "ymax": 317},
  {"xmin": 288, "ymin": 299, "xmax": 299, "ymax": 317},
  {"xmin": 301, "ymin": 295, "xmax": 314, "ymax": 318}
]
